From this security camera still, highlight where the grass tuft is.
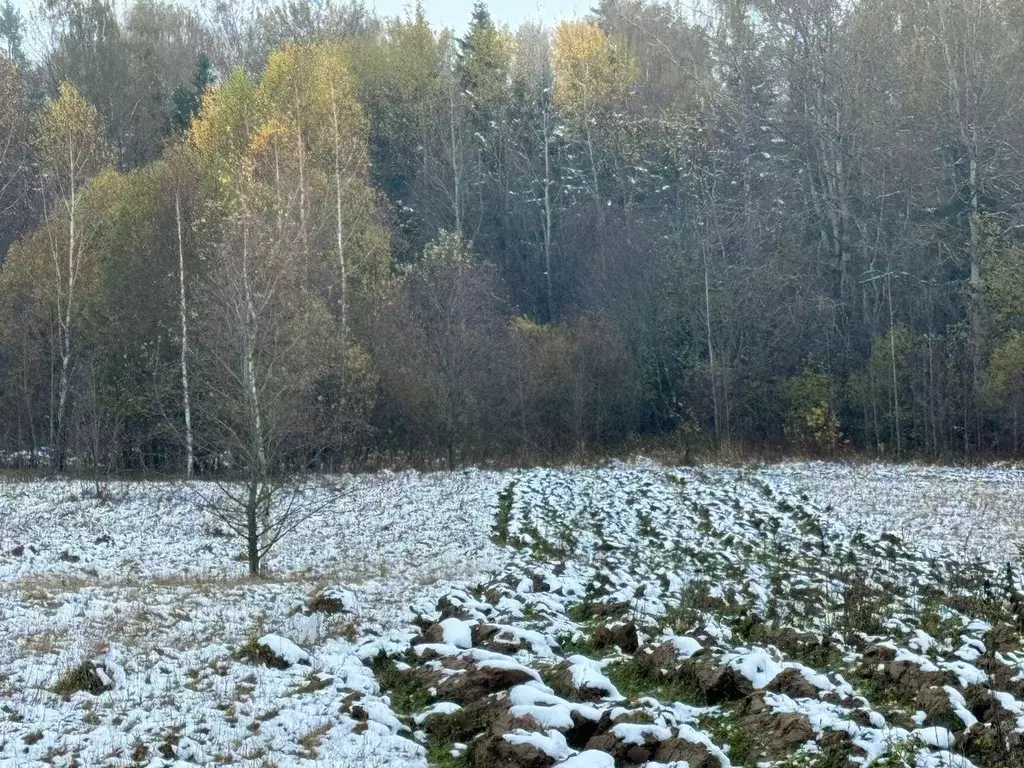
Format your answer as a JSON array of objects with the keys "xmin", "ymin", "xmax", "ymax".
[{"xmin": 52, "ymin": 661, "xmax": 110, "ymax": 698}]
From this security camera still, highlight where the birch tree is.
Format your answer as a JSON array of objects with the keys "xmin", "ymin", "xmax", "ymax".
[
  {"xmin": 259, "ymin": 41, "xmax": 388, "ymax": 359},
  {"xmin": 36, "ymin": 82, "xmax": 110, "ymax": 470},
  {"xmin": 552, "ymin": 21, "xmax": 636, "ymax": 212},
  {"xmin": 198, "ymin": 200, "xmax": 332, "ymax": 575},
  {"xmin": 163, "ymin": 144, "xmax": 200, "ymax": 479}
]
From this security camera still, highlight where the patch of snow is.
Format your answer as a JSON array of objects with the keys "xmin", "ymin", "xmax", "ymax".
[
  {"xmin": 555, "ymin": 751, "xmax": 616, "ymax": 768},
  {"xmin": 413, "ymin": 701, "xmax": 461, "ymax": 724},
  {"xmin": 723, "ymin": 647, "xmax": 782, "ymax": 688},
  {"xmin": 439, "ymin": 617, "xmax": 473, "ymax": 649},
  {"xmin": 912, "ymin": 726, "xmax": 955, "ymax": 749},
  {"xmin": 610, "ymin": 722, "xmax": 672, "ymax": 744},
  {"xmin": 894, "ymin": 648, "xmax": 939, "ymax": 673},
  {"xmin": 567, "ymin": 655, "xmax": 623, "ymax": 700},
  {"xmin": 503, "ymin": 728, "xmax": 572, "ymax": 759},
  {"xmin": 667, "ymin": 634, "xmax": 703, "ymax": 659},
  {"xmin": 257, "ymin": 634, "xmax": 309, "ymax": 666},
  {"xmin": 940, "ymin": 660, "xmax": 987, "ymax": 687}
]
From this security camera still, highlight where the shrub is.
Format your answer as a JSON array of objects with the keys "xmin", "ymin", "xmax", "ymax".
[{"xmin": 53, "ymin": 661, "xmax": 109, "ymax": 698}]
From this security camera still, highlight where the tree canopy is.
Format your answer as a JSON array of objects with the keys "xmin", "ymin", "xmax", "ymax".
[{"xmin": 4, "ymin": 0, "xmax": 1024, "ymax": 470}]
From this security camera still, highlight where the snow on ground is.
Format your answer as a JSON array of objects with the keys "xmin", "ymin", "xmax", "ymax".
[
  {"xmin": 0, "ymin": 461, "xmax": 1023, "ymax": 767},
  {"xmin": 371, "ymin": 462, "xmax": 1024, "ymax": 768},
  {"xmin": 0, "ymin": 470, "xmax": 506, "ymax": 766},
  {"xmin": 748, "ymin": 462, "xmax": 1024, "ymax": 562}
]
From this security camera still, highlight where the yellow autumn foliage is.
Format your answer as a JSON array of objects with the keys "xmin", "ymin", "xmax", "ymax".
[{"xmin": 552, "ymin": 21, "xmax": 637, "ymax": 121}]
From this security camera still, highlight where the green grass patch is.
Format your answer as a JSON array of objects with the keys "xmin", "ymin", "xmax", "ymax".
[
  {"xmin": 427, "ymin": 742, "xmax": 474, "ymax": 768},
  {"xmin": 368, "ymin": 655, "xmax": 433, "ymax": 714},
  {"xmin": 492, "ymin": 482, "xmax": 516, "ymax": 546},
  {"xmin": 700, "ymin": 712, "xmax": 758, "ymax": 767},
  {"xmin": 556, "ymin": 630, "xmax": 599, "ymax": 658},
  {"xmin": 604, "ymin": 657, "xmax": 706, "ymax": 705}
]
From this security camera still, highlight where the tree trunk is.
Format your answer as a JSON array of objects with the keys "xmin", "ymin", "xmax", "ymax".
[
  {"xmin": 55, "ymin": 180, "xmax": 78, "ymax": 473},
  {"xmin": 586, "ymin": 124, "xmax": 601, "ymax": 216},
  {"xmin": 449, "ymin": 80, "xmax": 463, "ymax": 235},
  {"xmin": 968, "ymin": 153, "xmax": 982, "ymax": 444},
  {"xmin": 542, "ymin": 107, "xmax": 554, "ymax": 322},
  {"xmin": 702, "ymin": 238, "xmax": 720, "ymax": 444},
  {"xmin": 240, "ymin": 224, "xmax": 269, "ymax": 554},
  {"xmin": 246, "ymin": 482, "xmax": 260, "ymax": 576},
  {"xmin": 175, "ymin": 188, "xmax": 194, "ymax": 480},
  {"xmin": 887, "ymin": 273, "xmax": 901, "ymax": 457},
  {"xmin": 330, "ymin": 84, "xmax": 349, "ymax": 355}
]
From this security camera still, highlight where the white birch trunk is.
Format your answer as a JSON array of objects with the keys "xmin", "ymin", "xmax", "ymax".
[{"xmin": 175, "ymin": 188, "xmax": 194, "ymax": 480}]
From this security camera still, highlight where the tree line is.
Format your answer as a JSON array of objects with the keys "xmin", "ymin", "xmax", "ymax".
[{"xmin": 2, "ymin": 0, "xmax": 1024, "ymax": 474}]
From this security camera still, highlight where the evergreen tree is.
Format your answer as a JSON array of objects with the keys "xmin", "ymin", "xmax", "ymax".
[
  {"xmin": 0, "ymin": 0, "xmax": 25, "ymax": 64},
  {"xmin": 171, "ymin": 55, "xmax": 216, "ymax": 134}
]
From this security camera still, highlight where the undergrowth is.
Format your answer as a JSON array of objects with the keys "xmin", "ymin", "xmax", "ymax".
[{"xmin": 53, "ymin": 661, "xmax": 109, "ymax": 698}]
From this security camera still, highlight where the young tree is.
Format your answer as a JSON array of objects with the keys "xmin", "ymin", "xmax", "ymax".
[
  {"xmin": 197, "ymin": 203, "xmax": 333, "ymax": 574},
  {"xmin": 458, "ymin": 2, "xmax": 511, "ymax": 124},
  {"xmin": 36, "ymin": 82, "xmax": 110, "ymax": 470},
  {"xmin": 435, "ymin": 33, "xmax": 470, "ymax": 236},
  {"xmin": 167, "ymin": 145, "xmax": 200, "ymax": 478},
  {"xmin": 260, "ymin": 41, "xmax": 383, "ymax": 348},
  {"xmin": 495, "ymin": 22, "xmax": 571, "ymax": 321}
]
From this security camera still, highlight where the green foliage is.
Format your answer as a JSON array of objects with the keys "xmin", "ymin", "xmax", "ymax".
[
  {"xmin": 783, "ymin": 362, "xmax": 841, "ymax": 450},
  {"xmin": 700, "ymin": 713, "xmax": 758, "ymax": 767},
  {"xmin": 7, "ymin": 1, "xmax": 1024, "ymax": 466},
  {"xmin": 426, "ymin": 743, "xmax": 473, "ymax": 768},
  {"xmin": 987, "ymin": 332, "xmax": 1024, "ymax": 405},
  {"xmin": 458, "ymin": 2, "xmax": 512, "ymax": 126},
  {"xmin": 368, "ymin": 654, "xmax": 432, "ymax": 714},
  {"xmin": 346, "ymin": 13, "xmax": 444, "ymax": 254},
  {"xmin": 493, "ymin": 481, "xmax": 515, "ymax": 545},
  {"xmin": 37, "ymin": 82, "xmax": 111, "ymax": 192},
  {"xmin": 983, "ymin": 225, "xmax": 1024, "ymax": 444},
  {"xmin": 874, "ymin": 736, "xmax": 918, "ymax": 768},
  {"xmin": 982, "ymin": 219, "xmax": 1024, "ymax": 330},
  {"xmin": 509, "ymin": 313, "xmax": 636, "ymax": 454},
  {"xmin": 171, "ymin": 55, "xmax": 216, "ymax": 134},
  {"xmin": 605, "ymin": 656, "xmax": 706, "ymax": 705},
  {"xmin": 847, "ymin": 327, "xmax": 917, "ymax": 454},
  {"xmin": 190, "ymin": 67, "xmax": 266, "ymax": 191}
]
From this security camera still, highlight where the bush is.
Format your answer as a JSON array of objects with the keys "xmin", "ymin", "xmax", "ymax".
[
  {"xmin": 53, "ymin": 661, "xmax": 110, "ymax": 698},
  {"xmin": 783, "ymin": 362, "xmax": 841, "ymax": 451}
]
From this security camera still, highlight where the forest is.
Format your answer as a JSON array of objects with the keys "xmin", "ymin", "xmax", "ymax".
[{"xmin": 1, "ymin": 0, "xmax": 1023, "ymax": 474}]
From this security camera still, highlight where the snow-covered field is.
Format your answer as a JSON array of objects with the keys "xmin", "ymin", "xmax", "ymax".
[
  {"xmin": 752, "ymin": 462, "xmax": 1024, "ymax": 563},
  {"xmin": 0, "ymin": 471, "xmax": 506, "ymax": 766},
  {"xmin": 1, "ymin": 461, "xmax": 1023, "ymax": 767}
]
